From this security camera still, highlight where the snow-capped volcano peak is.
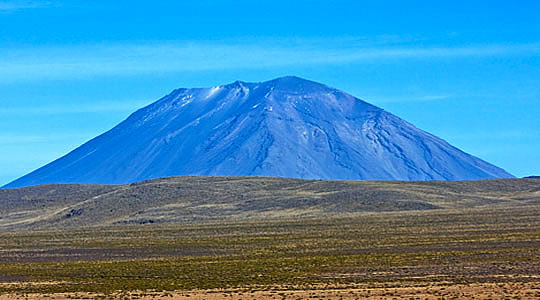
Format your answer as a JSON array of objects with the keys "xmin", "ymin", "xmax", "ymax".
[{"xmin": 4, "ymin": 76, "xmax": 513, "ymax": 188}]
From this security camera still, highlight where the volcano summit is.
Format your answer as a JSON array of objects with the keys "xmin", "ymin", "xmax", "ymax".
[{"xmin": 5, "ymin": 76, "xmax": 512, "ymax": 188}]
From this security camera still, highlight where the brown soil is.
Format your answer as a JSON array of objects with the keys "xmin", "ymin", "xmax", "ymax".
[{"xmin": 1, "ymin": 282, "xmax": 539, "ymax": 299}]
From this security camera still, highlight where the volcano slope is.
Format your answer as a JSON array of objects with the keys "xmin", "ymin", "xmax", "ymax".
[{"xmin": 1, "ymin": 177, "xmax": 540, "ymax": 299}]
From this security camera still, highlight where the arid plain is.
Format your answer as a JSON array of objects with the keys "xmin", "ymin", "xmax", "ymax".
[{"xmin": 1, "ymin": 177, "xmax": 540, "ymax": 299}]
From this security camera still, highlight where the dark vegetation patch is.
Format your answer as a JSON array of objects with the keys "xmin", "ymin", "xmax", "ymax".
[{"xmin": 64, "ymin": 208, "xmax": 84, "ymax": 219}]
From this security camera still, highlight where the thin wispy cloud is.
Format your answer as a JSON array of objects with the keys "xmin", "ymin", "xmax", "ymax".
[
  {"xmin": 0, "ymin": 132, "xmax": 99, "ymax": 144},
  {"xmin": 0, "ymin": 1, "xmax": 52, "ymax": 11},
  {"xmin": 1, "ymin": 39, "xmax": 539, "ymax": 82},
  {"xmin": 445, "ymin": 130, "xmax": 539, "ymax": 141},
  {"xmin": 0, "ymin": 134, "xmax": 60, "ymax": 144},
  {"xmin": 371, "ymin": 95, "xmax": 454, "ymax": 104},
  {"xmin": 0, "ymin": 100, "xmax": 151, "ymax": 115}
]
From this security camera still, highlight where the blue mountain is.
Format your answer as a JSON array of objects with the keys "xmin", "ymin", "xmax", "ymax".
[{"xmin": 4, "ymin": 76, "xmax": 513, "ymax": 188}]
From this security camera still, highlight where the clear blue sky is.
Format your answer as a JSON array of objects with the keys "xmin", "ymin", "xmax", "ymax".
[{"xmin": 1, "ymin": 0, "xmax": 539, "ymax": 185}]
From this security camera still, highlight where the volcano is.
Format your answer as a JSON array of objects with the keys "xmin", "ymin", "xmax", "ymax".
[{"xmin": 4, "ymin": 76, "xmax": 513, "ymax": 188}]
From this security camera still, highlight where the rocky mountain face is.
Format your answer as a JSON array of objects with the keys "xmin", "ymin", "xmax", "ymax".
[{"xmin": 4, "ymin": 76, "xmax": 513, "ymax": 188}]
